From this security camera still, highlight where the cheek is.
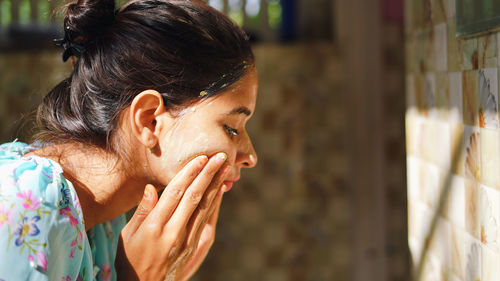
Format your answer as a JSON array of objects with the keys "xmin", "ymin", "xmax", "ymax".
[{"xmin": 155, "ymin": 128, "xmax": 234, "ymax": 184}]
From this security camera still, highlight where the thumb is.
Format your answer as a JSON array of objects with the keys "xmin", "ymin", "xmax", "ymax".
[{"xmin": 126, "ymin": 184, "xmax": 158, "ymax": 234}]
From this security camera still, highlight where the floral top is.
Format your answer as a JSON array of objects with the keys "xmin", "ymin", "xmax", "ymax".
[{"xmin": 0, "ymin": 142, "xmax": 126, "ymax": 281}]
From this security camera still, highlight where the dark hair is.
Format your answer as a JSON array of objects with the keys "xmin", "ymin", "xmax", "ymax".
[{"xmin": 36, "ymin": 0, "xmax": 254, "ymax": 153}]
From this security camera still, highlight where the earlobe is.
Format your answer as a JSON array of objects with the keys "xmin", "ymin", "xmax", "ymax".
[{"xmin": 129, "ymin": 90, "xmax": 166, "ymax": 148}]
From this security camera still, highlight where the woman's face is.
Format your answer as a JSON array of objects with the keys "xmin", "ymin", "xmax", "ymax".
[{"xmin": 150, "ymin": 68, "xmax": 258, "ymax": 192}]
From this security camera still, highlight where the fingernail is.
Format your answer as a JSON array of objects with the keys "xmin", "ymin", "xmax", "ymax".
[
  {"xmin": 216, "ymin": 152, "xmax": 227, "ymax": 162},
  {"xmin": 144, "ymin": 186, "xmax": 152, "ymax": 200},
  {"xmin": 197, "ymin": 155, "xmax": 208, "ymax": 165},
  {"xmin": 219, "ymin": 184, "xmax": 227, "ymax": 195}
]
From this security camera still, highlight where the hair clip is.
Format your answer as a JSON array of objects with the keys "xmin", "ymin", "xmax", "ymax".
[
  {"xmin": 53, "ymin": 38, "xmax": 85, "ymax": 62},
  {"xmin": 53, "ymin": 17, "xmax": 86, "ymax": 62}
]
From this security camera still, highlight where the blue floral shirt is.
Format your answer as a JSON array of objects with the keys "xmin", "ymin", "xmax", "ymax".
[{"xmin": 0, "ymin": 142, "xmax": 126, "ymax": 281}]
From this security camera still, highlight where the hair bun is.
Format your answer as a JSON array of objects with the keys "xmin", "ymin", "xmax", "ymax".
[{"xmin": 65, "ymin": 0, "xmax": 116, "ymax": 44}]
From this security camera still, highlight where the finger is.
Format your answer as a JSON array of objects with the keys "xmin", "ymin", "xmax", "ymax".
[
  {"xmin": 125, "ymin": 184, "xmax": 158, "ymax": 236},
  {"xmin": 181, "ymin": 191, "xmax": 224, "ymax": 281},
  {"xmin": 206, "ymin": 189, "xmax": 223, "ymax": 227},
  {"xmin": 166, "ymin": 152, "xmax": 227, "ymax": 231},
  {"xmin": 183, "ymin": 165, "xmax": 228, "ymax": 246},
  {"xmin": 149, "ymin": 155, "xmax": 208, "ymax": 224}
]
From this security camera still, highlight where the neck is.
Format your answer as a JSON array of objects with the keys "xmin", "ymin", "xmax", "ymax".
[{"xmin": 29, "ymin": 143, "xmax": 145, "ymax": 230}]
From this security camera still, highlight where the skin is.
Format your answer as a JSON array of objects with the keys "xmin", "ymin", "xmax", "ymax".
[{"xmin": 26, "ymin": 67, "xmax": 259, "ymax": 280}]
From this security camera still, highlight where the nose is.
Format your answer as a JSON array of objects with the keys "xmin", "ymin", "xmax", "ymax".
[{"xmin": 236, "ymin": 134, "xmax": 258, "ymax": 169}]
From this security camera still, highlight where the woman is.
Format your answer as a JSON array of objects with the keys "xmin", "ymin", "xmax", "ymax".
[{"xmin": 0, "ymin": 0, "xmax": 258, "ymax": 280}]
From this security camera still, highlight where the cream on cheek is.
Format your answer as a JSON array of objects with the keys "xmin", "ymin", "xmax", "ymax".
[{"xmin": 157, "ymin": 110, "xmax": 233, "ymax": 182}]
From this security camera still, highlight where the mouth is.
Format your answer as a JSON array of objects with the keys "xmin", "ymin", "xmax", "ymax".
[{"xmin": 223, "ymin": 175, "xmax": 240, "ymax": 192}]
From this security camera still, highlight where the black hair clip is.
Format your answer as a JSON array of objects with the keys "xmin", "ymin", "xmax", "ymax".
[
  {"xmin": 53, "ymin": 17, "xmax": 85, "ymax": 62},
  {"xmin": 53, "ymin": 38, "xmax": 85, "ymax": 62}
]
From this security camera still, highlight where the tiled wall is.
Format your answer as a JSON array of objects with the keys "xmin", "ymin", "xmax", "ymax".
[{"xmin": 406, "ymin": 0, "xmax": 500, "ymax": 280}]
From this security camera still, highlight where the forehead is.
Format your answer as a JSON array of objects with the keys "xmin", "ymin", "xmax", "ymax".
[{"xmin": 198, "ymin": 68, "xmax": 258, "ymax": 113}]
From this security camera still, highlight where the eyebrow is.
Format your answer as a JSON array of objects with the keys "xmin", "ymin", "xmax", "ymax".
[{"xmin": 226, "ymin": 106, "xmax": 252, "ymax": 116}]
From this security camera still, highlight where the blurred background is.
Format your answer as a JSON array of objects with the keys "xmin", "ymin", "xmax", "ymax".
[{"xmin": 0, "ymin": 0, "xmax": 409, "ymax": 280}]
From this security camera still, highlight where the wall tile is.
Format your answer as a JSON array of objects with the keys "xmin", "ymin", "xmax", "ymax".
[
  {"xmin": 465, "ymin": 234, "xmax": 482, "ymax": 281},
  {"xmin": 445, "ymin": 175, "xmax": 465, "ymax": 229},
  {"xmin": 432, "ymin": 0, "xmax": 447, "ymax": 24},
  {"xmin": 462, "ymin": 71, "xmax": 479, "ymax": 126},
  {"xmin": 424, "ymin": 162, "xmax": 441, "ymax": 210},
  {"xmin": 461, "ymin": 38, "xmax": 478, "ymax": 71},
  {"xmin": 436, "ymin": 72, "xmax": 450, "ymax": 120},
  {"xmin": 451, "ymin": 225, "xmax": 465, "ymax": 279},
  {"xmin": 465, "ymin": 179, "xmax": 480, "ymax": 239},
  {"xmin": 478, "ymin": 34, "xmax": 497, "ymax": 69},
  {"xmin": 449, "ymin": 72, "xmax": 463, "ymax": 124},
  {"xmin": 481, "ymin": 245, "xmax": 500, "ymax": 281},
  {"xmin": 447, "ymin": 20, "xmax": 461, "ymax": 72},
  {"xmin": 464, "ymin": 125, "xmax": 480, "ymax": 182},
  {"xmin": 450, "ymin": 122, "xmax": 465, "ymax": 176},
  {"xmin": 480, "ymin": 128, "xmax": 500, "ymax": 189},
  {"xmin": 426, "ymin": 73, "xmax": 438, "ymax": 118},
  {"xmin": 446, "ymin": 0, "xmax": 455, "ymax": 19},
  {"xmin": 479, "ymin": 184, "xmax": 500, "ymax": 252},
  {"xmin": 478, "ymin": 68, "xmax": 499, "ymax": 129},
  {"xmin": 435, "ymin": 23, "xmax": 448, "ymax": 72},
  {"xmin": 497, "ymin": 33, "xmax": 500, "ymax": 67},
  {"xmin": 407, "ymin": 156, "xmax": 421, "ymax": 200}
]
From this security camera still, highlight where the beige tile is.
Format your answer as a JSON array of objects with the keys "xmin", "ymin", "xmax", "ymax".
[
  {"xmin": 426, "ymin": 73, "xmax": 438, "ymax": 118},
  {"xmin": 465, "ymin": 234, "xmax": 482, "ymax": 281},
  {"xmin": 451, "ymin": 226, "xmax": 465, "ymax": 279},
  {"xmin": 465, "ymin": 179, "xmax": 481, "ymax": 239},
  {"xmin": 407, "ymin": 74, "xmax": 416, "ymax": 108},
  {"xmin": 407, "ymin": 156, "xmax": 421, "ymax": 200},
  {"xmin": 451, "ymin": 122, "xmax": 465, "ymax": 176},
  {"xmin": 462, "ymin": 71, "xmax": 479, "ymax": 126},
  {"xmin": 432, "ymin": 0, "xmax": 447, "ymax": 24},
  {"xmin": 430, "ymin": 218, "xmax": 452, "ymax": 269},
  {"xmin": 423, "ymin": 162, "xmax": 441, "ymax": 210},
  {"xmin": 497, "ymin": 33, "xmax": 500, "ymax": 67},
  {"xmin": 406, "ymin": 111, "xmax": 422, "ymax": 157},
  {"xmin": 446, "ymin": 0, "xmax": 455, "ymax": 19},
  {"xmin": 480, "ymin": 128, "xmax": 500, "ymax": 189},
  {"xmin": 478, "ymin": 68, "xmax": 499, "ymax": 129},
  {"xmin": 435, "ymin": 23, "xmax": 448, "ymax": 72},
  {"xmin": 423, "ymin": 254, "xmax": 445, "ymax": 281},
  {"xmin": 436, "ymin": 72, "xmax": 450, "ymax": 120},
  {"xmin": 445, "ymin": 175, "xmax": 465, "ymax": 229},
  {"xmin": 481, "ymin": 244, "xmax": 500, "ymax": 281},
  {"xmin": 447, "ymin": 20, "xmax": 461, "ymax": 72},
  {"xmin": 449, "ymin": 72, "xmax": 463, "ymax": 124},
  {"xmin": 478, "ymin": 34, "xmax": 497, "ymax": 69},
  {"xmin": 461, "ymin": 38, "xmax": 478, "ymax": 71},
  {"xmin": 464, "ymin": 126, "xmax": 481, "ymax": 182},
  {"xmin": 434, "ymin": 121, "xmax": 451, "ymax": 169},
  {"xmin": 479, "ymin": 184, "xmax": 500, "ymax": 252},
  {"xmin": 424, "ymin": 28, "xmax": 437, "ymax": 72}
]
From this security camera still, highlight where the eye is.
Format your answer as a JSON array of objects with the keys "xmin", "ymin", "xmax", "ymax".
[{"xmin": 224, "ymin": 125, "xmax": 239, "ymax": 137}]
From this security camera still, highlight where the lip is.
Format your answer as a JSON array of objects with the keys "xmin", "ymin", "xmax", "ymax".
[
  {"xmin": 223, "ymin": 181, "xmax": 234, "ymax": 192},
  {"xmin": 223, "ymin": 175, "xmax": 240, "ymax": 192}
]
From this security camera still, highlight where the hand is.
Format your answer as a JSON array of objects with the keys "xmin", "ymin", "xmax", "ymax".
[
  {"xmin": 178, "ymin": 189, "xmax": 223, "ymax": 281},
  {"xmin": 116, "ymin": 153, "xmax": 229, "ymax": 281}
]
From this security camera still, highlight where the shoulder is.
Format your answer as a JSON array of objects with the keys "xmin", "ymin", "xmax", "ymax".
[
  {"xmin": 0, "ymin": 142, "xmax": 83, "ymax": 220},
  {"xmin": 0, "ymin": 142, "xmax": 88, "ymax": 280}
]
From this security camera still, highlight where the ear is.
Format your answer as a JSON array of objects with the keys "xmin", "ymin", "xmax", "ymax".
[{"xmin": 129, "ymin": 90, "xmax": 167, "ymax": 149}]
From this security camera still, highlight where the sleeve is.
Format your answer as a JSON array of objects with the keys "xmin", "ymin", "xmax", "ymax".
[{"xmin": 0, "ymin": 157, "xmax": 88, "ymax": 281}]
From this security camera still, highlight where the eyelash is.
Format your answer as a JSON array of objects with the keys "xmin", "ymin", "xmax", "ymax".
[{"xmin": 224, "ymin": 125, "xmax": 239, "ymax": 137}]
